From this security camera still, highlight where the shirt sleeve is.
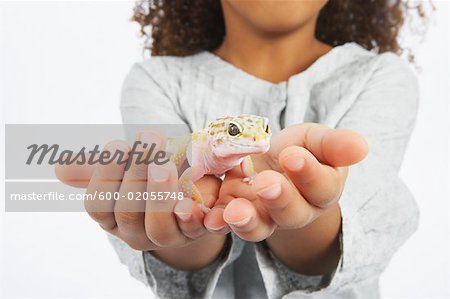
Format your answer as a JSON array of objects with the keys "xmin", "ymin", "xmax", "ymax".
[
  {"xmin": 119, "ymin": 61, "xmax": 186, "ymax": 125},
  {"xmin": 254, "ymin": 241, "xmax": 332, "ymax": 298},
  {"xmin": 254, "ymin": 53, "xmax": 420, "ymax": 297},
  {"xmin": 110, "ymin": 61, "xmax": 246, "ymax": 298}
]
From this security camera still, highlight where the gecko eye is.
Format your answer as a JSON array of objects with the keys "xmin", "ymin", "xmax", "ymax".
[
  {"xmin": 228, "ymin": 123, "xmax": 241, "ymax": 136},
  {"xmin": 265, "ymin": 124, "xmax": 270, "ymax": 134}
]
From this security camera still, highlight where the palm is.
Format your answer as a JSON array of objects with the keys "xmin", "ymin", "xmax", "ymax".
[{"xmin": 204, "ymin": 123, "xmax": 369, "ymax": 241}]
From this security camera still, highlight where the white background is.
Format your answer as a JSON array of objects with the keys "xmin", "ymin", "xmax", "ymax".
[{"xmin": 0, "ymin": 1, "xmax": 449, "ymax": 298}]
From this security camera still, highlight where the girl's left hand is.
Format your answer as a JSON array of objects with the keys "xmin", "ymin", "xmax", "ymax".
[{"xmin": 204, "ymin": 123, "xmax": 369, "ymax": 241}]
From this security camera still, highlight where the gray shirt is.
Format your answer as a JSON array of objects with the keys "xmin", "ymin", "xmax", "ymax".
[{"xmin": 110, "ymin": 42, "xmax": 419, "ymax": 299}]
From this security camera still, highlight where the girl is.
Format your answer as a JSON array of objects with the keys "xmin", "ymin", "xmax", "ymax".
[{"xmin": 58, "ymin": 1, "xmax": 430, "ymax": 298}]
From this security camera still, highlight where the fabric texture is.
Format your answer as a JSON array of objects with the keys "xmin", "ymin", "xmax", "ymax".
[{"xmin": 109, "ymin": 42, "xmax": 420, "ymax": 299}]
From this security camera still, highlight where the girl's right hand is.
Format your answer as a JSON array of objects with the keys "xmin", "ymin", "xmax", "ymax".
[{"xmin": 56, "ymin": 130, "xmax": 226, "ymax": 269}]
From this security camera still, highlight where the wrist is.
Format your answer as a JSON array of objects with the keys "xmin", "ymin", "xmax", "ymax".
[
  {"xmin": 151, "ymin": 233, "xmax": 227, "ymax": 271},
  {"xmin": 265, "ymin": 204, "xmax": 342, "ymax": 275}
]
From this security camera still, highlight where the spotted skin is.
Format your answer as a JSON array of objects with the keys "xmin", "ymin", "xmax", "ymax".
[{"xmin": 167, "ymin": 114, "xmax": 271, "ymax": 213}]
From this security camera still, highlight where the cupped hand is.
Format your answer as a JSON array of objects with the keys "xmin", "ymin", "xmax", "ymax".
[
  {"xmin": 204, "ymin": 123, "xmax": 368, "ymax": 242},
  {"xmin": 55, "ymin": 130, "xmax": 223, "ymax": 256}
]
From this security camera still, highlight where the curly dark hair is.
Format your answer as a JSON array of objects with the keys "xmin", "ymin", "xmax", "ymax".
[{"xmin": 132, "ymin": 0, "xmax": 432, "ymax": 60}]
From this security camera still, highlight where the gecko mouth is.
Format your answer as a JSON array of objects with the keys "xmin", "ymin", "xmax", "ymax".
[
  {"xmin": 213, "ymin": 140, "xmax": 270, "ymax": 158},
  {"xmin": 227, "ymin": 141, "xmax": 269, "ymax": 151}
]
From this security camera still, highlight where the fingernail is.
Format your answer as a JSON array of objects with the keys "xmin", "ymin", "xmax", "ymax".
[
  {"xmin": 149, "ymin": 165, "xmax": 170, "ymax": 182},
  {"xmin": 138, "ymin": 131, "xmax": 161, "ymax": 149},
  {"xmin": 228, "ymin": 216, "xmax": 252, "ymax": 227},
  {"xmin": 207, "ymin": 224, "xmax": 228, "ymax": 234},
  {"xmin": 285, "ymin": 155, "xmax": 305, "ymax": 171},
  {"xmin": 174, "ymin": 212, "xmax": 192, "ymax": 222},
  {"xmin": 257, "ymin": 183, "xmax": 282, "ymax": 200}
]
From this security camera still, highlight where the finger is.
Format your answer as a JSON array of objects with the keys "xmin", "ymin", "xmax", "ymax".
[
  {"xmin": 203, "ymin": 207, "xmax": 231, "ymax": 234},
  {"xmin": 174, "ymin": 197, "xmax": 207, "ymax": 239},
  {"xmin": 85, "ymin": 141, "xmax": 130, "ymax": 230},
  {"xmin": 215, "ymin": 166, "xmax": 257, "ymax": 207},
  {"xmin": 55, "ymin": 158, "xmax": 95, "ymax": 188},
  {"xmin": 145, "ymin": 161, "xmax": 188, "ymax": 247},
  {"xmin": 194, "ymin": 175, "xmax": 222, "ymax": 208},
  {"xmin": 207, "ymin": 166, "xmax": 260, "ymax": 236},
  {"xmin": 114, "ymin": 130, "xmax": 165, "ymax": 247},
  {"xmin": 54, "ymin": 129, "xmax": 170, "ymax": 188},
  {"xmin": 223, "ymin": 198, "xmax": 276, "ymax": 242},
  {"xmin": 279, "ymin": 146, "xmax": 347, "ymax": 208},
  {"xmin": 269, "ymin": 123, "xmax": 368, "ymax": 167},
  {"xmin": 252, "ymin": 170, "xmax": 320, "ymax": 229},
  {"xmin": 204, "ymin": 170, "xmax": 253, "ymax": 234},
  {"xmin": 189, "ymin": 175, "xmax": 223, "ymax": 234}
]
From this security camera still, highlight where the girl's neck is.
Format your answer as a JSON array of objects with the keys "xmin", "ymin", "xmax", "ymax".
[{"xmin": 214, "ymin": 15, "xmax": 332, "ymax": 84}]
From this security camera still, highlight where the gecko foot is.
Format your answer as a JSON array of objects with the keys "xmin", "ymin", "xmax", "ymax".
[{"xmin": 242, "ymin": 176, "xmax": 255, "ymax": 185}]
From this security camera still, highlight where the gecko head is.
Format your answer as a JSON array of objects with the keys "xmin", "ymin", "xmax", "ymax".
[{"xmin": 207, "ymin": 114, "xmax": 271, "ymax": 158}]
